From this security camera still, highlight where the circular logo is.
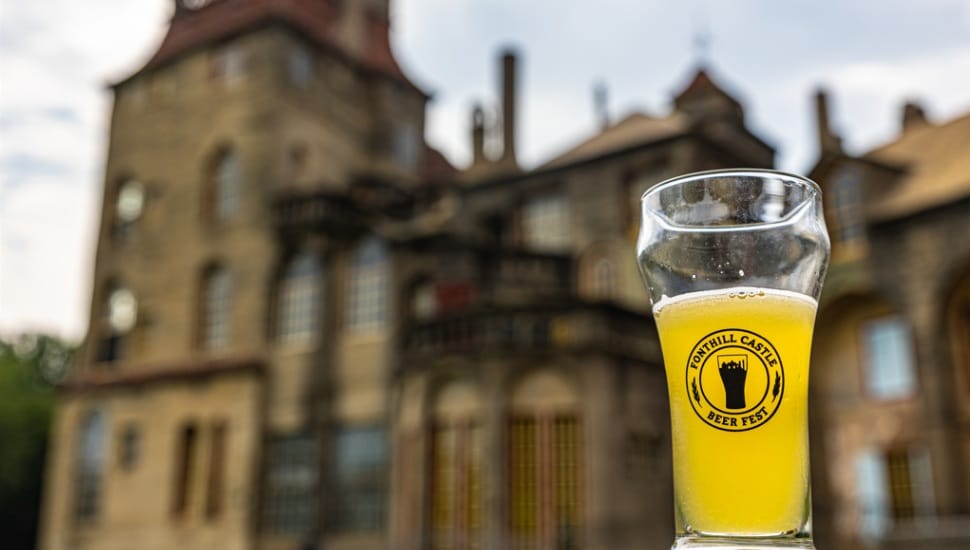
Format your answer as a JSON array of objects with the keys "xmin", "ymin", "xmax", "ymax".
[{"xmin": 685, "ymin": 328, "xmax": 784, "ymax": 432}]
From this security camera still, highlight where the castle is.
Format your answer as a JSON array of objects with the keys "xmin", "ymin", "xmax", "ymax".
[{"xmin": 39, "ymin": 1, "xmax": 970, "ymax": 549}]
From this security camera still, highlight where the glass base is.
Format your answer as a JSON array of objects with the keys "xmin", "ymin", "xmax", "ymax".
[{"xmin": 673, "ymin": 535, "xmax": 815, "ymax": 549}]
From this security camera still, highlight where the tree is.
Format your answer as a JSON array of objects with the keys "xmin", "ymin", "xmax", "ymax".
[{"xmin": 0, "ymin": 335, "xmax": 72, "ymax": 550}]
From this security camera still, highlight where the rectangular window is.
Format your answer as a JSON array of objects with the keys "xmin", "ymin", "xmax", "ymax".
[
  {"xmin": 75, "ymin": 411, "xmax": 107, "ymax": 524},
  {"xmin": 97, "ymin": 334, "xmax": 121, "ymax": 363},
  {"xmin": 119, "ymin": 424, "xmax": 140, "ymax": 471},
  {"xmin": 203, "ymin": 269, "xmax": 232, "ymax": 351},
  {"xmin": 278, "ymin": 256, "xmax": 321, "ymax": 345},
  {"xmin": 431, "ymin": 422, "xmax": 483, "ymax": 549},
  {"xmin": 855, "ymin": 449, "xmax": 889, "ymax": 541},
  {"xmin": 212, "ymin": 43, "xmax": 245, "ymax": 85},
  {"xmin": 887, "ymin": 447, "xmax": 935, "ymax": 522},
  {"xmin": 862, "ymin": 316, "xmax": 917, "ymax": 400},
  {"xmin": 393, "ymin": 123, "xmax": 420, "ymax": 171},
  {"xmin": 333, "ymin": 427, "xmax": 387, "ymax": 532},
  {"xmin": 350, "ymin": 269, "xmax": 387, "ymax": 329},
  {"xmin": 288, "ymin": 46, "xmax": 314, "ymax": 88},
  {"xmin": 832, "ymin": 169, "xmax": 865, "ymax": 245},
  {"xmin": 348, "ymin": 240, "xmax": 388, "ymax": 331},
  {"xmin": 509, "ymin": 417, "xmax": 537, "ymax": 539},
  {"xmin": 522, "ymin": 193, "xmax": 569, "ymax": 252},
  {"xmin": 508, "ymin": 415, "xmax": 581, "ymax": 548},
  {"xmin": 172, "ymin": 424, "xmax": 198, "ymax": 518},
  {"xmin": 206, "ymin": 422, "xmax": 227, "ymax": 520},
  {"xmin": 263, "ymin": 435, "xmax": 318, "ymax": 535},
  {"xmin": 855, "ymin": 446, "xmax": 935, "ymax": 541},
  {"xmin": 886, "ymin": 449, "xmax": 914, "ymax": 520}
]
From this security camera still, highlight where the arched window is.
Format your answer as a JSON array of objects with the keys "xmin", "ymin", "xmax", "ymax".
[
  {"xmin": 507, "ymin": 371, "xmax": 582, "ymax": 548},
  {"xmin": 201, "ymin": 266, "xmax": 232, "ymax": 350},
  {"xmin": 97, "ymin": 282, "xmax": 137, "ymax": 363},
  {"xmin": 208, "ymin": 149, "xmax": 241, "ymax": 222},
  {"xmin": 113, "ymin": 178, "xmax": 145, "ymax": 240},
  {"xmin": 75, "ymin": 409, "xmax": 107, "ymax": 523},
  {"xmin": 348, "ymin": 237, "xmax": 388, "ymax": 330},
  {"xmin": 278, "ymin": 253, "xmax": 321, "ymax": 345},
  {"xmin": 591, "ymin": 258, "xmax": 616, "ymax": 300},
  {"xmin": 430, "ymin": 380, "xmax": 484, "ymax": 549}
]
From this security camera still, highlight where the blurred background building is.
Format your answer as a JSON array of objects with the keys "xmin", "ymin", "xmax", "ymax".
[{"xmin": 36, "ymin": 1, "xmax": 969, "ymax": 549}]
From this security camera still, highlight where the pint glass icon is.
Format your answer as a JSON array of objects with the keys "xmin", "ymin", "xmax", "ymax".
[
  {"xmin": 637, "ymin": 170, "xmax": 830, "ymax": 549},
  {"xmin": 716, "ymin": 355, "xmax": 748, "ymax": 410}
]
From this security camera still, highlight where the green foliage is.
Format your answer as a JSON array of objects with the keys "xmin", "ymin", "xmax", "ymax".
[{"xmin": 0, "ymin": 334, "xmax": 73, "ymax": 550}]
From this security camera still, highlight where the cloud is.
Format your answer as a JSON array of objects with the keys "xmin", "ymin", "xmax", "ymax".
[
  {"xmin": 1, "ymin": 0, "xmax": 968, "ymax": 341},
  {"xmin": 0, "ymin": 0, "xmax": 169, "ymax": 341}
]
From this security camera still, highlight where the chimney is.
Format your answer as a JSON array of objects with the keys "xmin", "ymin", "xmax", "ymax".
[
  {"xmin": 814, "ymin": 88, "xmax": 842, "ymax": 154},
  {"xmin": 594, "ymin": 81, "xmax": 609, "ymax": 131},
  {"xmin": 499, "ymin": 49, "xmax": 519, "ymax": 171},
  {"xmin": 471, "ymin": 104, "xmax": 486, "ymax": 167},
  {"xmin": 902, "ymin": 101, "xmax": 929, "ymax": 133}
]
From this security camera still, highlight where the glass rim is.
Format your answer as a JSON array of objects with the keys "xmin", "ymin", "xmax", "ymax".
[{"xmin": 640, "ymin": 168, "xmax": 822, "ymax": 202}]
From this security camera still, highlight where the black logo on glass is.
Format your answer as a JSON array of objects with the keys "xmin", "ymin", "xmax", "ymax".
[
  {"xmin": 685, "ymin": 329, "xmax": 784, "ymax": 432},
  {"xmin": 717, "ymin": 355, "xmax": 748, "ymax": 409}
]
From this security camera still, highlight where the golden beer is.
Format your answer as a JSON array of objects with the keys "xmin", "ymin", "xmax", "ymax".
[{"xmin": 654, "ymin": 287, "xmax": 818, "ymax": 535}]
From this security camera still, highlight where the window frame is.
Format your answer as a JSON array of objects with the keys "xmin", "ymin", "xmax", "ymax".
[
  {"xmin": 588, "ymin": 256, "xmax": 616, "ymax": 300},
  {"xmin": 171, "ymin": 423, "xmax": 199, "ymax": 519},
  {"xmin": 262, "ymin": 434, "xmax": 319, "ymax": 536},
  {"xmin": 277, "ymin": 252, "xmax": 322, "ymax": 346},
  {"xmin": 213, "ymin": 149, "xmax": 242, "ymax": 223},
  {"xmin": 200, "ymin": 265, "xmax": 232, "ymax": 351},
  {"xmin": 118, "ymin": 423, "xmax": 140, "ymax": 472},
  {"xmin": 331, "ymin": 425, "xmax": 388, "ymax": 533},
  {"xmin": 520, "ymin": 189, "xmax": 570, "ymax": 252},
  {"xmin": 860, "ymin": 314, "xmax": 919, "ymax": 401},
  {"xmin": 347, "ymin": 237, "xmax": 389, "ymax": 332},
  {"xmin": 75, "ymin": 409, "xmax": 108, "ymax": 525},
  {"xmin": 211, "ymin": 41, "xmax": 246, "ymax": 86},
  {"xmin": 830, "ymin": 165, "xmax": 866, "ymax": 249},
  {"xmin": 205, "ymin": 421, "xmax": 228, "ymax": 521},
  {"xmin": 287, "ymin": 44, "xmax": 315, "ymax": 89}
]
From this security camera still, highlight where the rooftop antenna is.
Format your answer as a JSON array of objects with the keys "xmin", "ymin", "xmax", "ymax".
[
  {"xmin": 693, "ymin": 29, "xmax": 711, "ymax": 65},
  {"xmin": 593, "ymin": 81, "xmax": 609, "ymax": 131},
  {"xmin": 691, "ymin": 0, "xmax": 713, "ymax": 66}
]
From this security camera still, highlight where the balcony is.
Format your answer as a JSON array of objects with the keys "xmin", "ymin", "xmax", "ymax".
[
  {"xmin": 273, "ymin": 190, "xmax": 364, "ymax": 235},
  {"xmin": 401, "ymin": 302, "xmax": 661, "ymax": 367}
]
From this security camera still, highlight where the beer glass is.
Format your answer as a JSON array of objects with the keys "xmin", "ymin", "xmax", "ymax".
[{"xmin": 636, "ymin": 169, "xmax": 829, "ymax": 549}]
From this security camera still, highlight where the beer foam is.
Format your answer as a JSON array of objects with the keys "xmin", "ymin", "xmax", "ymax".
[{"xmin": 652, "ymin": 286, "xmax": 818, "ymax": 317}]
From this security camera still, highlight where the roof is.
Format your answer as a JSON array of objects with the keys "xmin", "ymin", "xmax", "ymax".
[
  {"xmin": 539, "ymin": 112, "xmax": 688, "ymax": 170},
  {"xmin": 864, "ymin": 111, "xmax": 970, "ymax": 221},
  {"xmin": 673, "ymin": 67, "xmax": 743, "ymax": 111},
  {"xmin": 537, "ymin": 67, "xmax": 758, "ymax": 172},
  {"xmin": 116, "ymin": 0, "xmax": 426, "ymax": 96},
  {"xmin": 421, "ymin": 145, "xmax": 459, "ymax": 185}
]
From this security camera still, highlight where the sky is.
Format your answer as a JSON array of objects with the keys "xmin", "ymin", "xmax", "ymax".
[{"xmin": 1, "ymin": 0, "xmax": 969, "ymax": 341}]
